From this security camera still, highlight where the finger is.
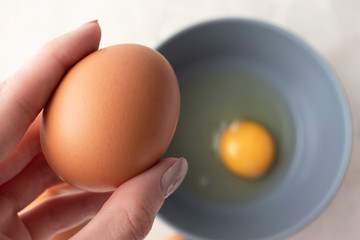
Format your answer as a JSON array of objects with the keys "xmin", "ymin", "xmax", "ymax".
[
  {"xmin": 20, "ymin": 158, "xmax": 187, "ymax": 239},
  {"xmin": 18, "ymin": 183, "xmax": 82, "ymax": 215},
  {"xmin": 0, "ymin": 234, "xmax": 12, "ymax": 240},
  {"xmin": 0, "ymin": 114, "xmax": 41, "ymax": 186},
  {"xmin": 0, "ymin": 152, "xmax": 62, "ymax": 212},
  {"xmin": 72, "ymin": 157, "xmax": 188, "ymax": 240},
  {"xmin": 21, "ymin": 191, "xmax": 111, "ymax": 240},
  {"xmin": 0, "ymin": 20, "xmax": 101, "ymax": 163}
]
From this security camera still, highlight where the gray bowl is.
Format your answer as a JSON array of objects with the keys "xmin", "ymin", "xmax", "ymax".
[{"xmin": 157, "ymin": 19, "xmax": 352, "ymax": 240}]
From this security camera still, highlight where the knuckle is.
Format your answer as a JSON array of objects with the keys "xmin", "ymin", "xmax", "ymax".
[
  {"xmin": 122, "ymin": 201, "xmax": 155, "ymax": 240},
  {"xmin": 7, "ymin": 87, "xmax": 34, "ymax": 122}
]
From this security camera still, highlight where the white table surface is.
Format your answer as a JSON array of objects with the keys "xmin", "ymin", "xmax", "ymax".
[{"xmin": 1, "ymin": 1, "xmax": 359, "ymax": 239}]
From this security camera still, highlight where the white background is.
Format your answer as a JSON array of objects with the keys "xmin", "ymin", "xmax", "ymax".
[{"xmin": 1, "ymin": 0, "xmax": 360, "ymax": 239}]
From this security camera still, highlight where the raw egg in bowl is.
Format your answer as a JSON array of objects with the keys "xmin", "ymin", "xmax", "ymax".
[{"xmin": 158, "ymin": 18, "xmax": 352, "ymax": 240}]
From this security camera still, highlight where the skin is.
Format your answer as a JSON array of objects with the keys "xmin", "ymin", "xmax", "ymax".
[{"xmin": 0, "ymin": 21, "xmax": 186, "ymax": 240}]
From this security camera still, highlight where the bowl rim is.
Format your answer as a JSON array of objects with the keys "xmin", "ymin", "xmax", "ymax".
[{"xmin": 156, "ymin": 17, "xmax": 353, "ymax": 240}]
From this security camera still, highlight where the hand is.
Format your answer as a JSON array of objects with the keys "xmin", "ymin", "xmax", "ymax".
[{"xmin": 0, "ymin": 21, "xmax": 188, "ymax": 240}]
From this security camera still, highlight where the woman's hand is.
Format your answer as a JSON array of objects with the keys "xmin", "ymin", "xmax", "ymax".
[{"xmin": 0, "ymin": 21, "xmax": 187, "ymax": 240}]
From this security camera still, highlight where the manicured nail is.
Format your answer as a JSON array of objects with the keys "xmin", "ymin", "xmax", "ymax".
[
  {"xmin": 79, "ymin": 19, "xmax": 98, "ymax": 28},
  {"xmin": 161, "ymin": 157, "xmax": 188, "ymax": 198}
]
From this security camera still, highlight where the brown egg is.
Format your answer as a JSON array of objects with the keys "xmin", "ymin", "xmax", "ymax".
[{"xmin": 41, "ymin": 44, "xmax": 180, "ymax": 192}]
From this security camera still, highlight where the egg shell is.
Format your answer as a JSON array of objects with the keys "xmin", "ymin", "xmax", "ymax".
[{"xmin": 40, "ymin": 44, "xmax": 180, "ymax": 192}]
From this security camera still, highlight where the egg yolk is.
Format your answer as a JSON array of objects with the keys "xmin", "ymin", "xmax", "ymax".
[{"xmin": 219, "ymin": 121, "xmax": 275, "ymax": 179}]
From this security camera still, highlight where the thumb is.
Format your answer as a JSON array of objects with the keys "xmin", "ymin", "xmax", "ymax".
[{"xmin": 71, "ymin": 157, "xmax": 188, "ymax": 240}]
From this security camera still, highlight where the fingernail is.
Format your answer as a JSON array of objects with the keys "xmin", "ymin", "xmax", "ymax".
[
  {"xmin": 79, "ymin": 19, "xmax": 98, "ymax": 28},
  {"xmin": 161, "ymin": 157, "xmax": 188, "ymax": 198}
]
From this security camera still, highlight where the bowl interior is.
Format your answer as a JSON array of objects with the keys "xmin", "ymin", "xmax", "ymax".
[{"xmin": 158, "ymin": 19, "xmax": 351, "ymax": 240}]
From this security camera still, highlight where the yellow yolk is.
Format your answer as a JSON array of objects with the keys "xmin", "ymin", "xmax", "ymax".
[{"xmin": 219, "ymin": 121, "xmax": 275, "ymax": 179}]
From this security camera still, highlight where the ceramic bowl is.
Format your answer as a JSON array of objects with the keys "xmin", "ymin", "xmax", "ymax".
[{"xmin": 157, "ymin": 19, "xmax": 352, "ymax": 240}]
